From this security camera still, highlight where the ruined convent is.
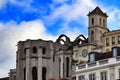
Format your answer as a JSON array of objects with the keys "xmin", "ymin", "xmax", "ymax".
[{"xmin": 9, "ymin": 7, "xmax": 120, "ymax": 80}]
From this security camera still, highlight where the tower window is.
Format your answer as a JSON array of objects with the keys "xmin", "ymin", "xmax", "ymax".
[
  {"xmin": 33, "ymin": 47, "xmax": 37, "ymax": 53},
  {"xmin": 103, "ymin": 19, "xmax": 105, "ymax": 26},
  {"xmin": 99, "ymin": 18, "xmax": 102, "ymax": 25},
  {"xmin": 106, "ymin": 38, "xmax": 109, "ymax": 46},
  {"xmin": 91, "ymin": 31, "xmax": 94, "ymax": 42},
  {"xmin": 91, "ymin": 18, "xmax": 94, "ymax": 25}
]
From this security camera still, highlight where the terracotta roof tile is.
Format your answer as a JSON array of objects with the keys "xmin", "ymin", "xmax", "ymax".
[{"xmin": 98, "ymin": 51, "xmax": 112, "ymax": 60}]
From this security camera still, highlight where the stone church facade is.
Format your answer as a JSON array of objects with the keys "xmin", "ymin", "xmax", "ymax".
[{"xmin": 14, "ymin": 7, "xmax": 120, "ymax": 80}]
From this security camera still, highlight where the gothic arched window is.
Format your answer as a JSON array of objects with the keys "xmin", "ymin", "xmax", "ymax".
[
  {"xmin": 42, "ymin": 67, "xmax": 47, "ymax": 80},
  {"xmin": 32, "ymin": 67, "xmax": 38, "ymax": 80},
  {"xmin": 42, "ymin": 47, "xmax": 46, "ymax": 54},
  {"xmin": 24, "ymin": 68, "xmax": 26, "ymax": 80},
  {"xmin": 59, "ymin": 58, "xmax": 61, "ymax": 78},
  {"xmin": 33, "ymin": 47, "xmax": 37, "ymax": 54},
  {"xmin": 66, "ymin": 57, "xmax": 70, "ymax": 77}
]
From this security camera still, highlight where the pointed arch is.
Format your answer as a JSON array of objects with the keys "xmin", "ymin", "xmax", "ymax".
[
  {"xmin": 42, "ymin": 67, "xmax": 47, "ymax": 80},
  {"xmin": 32, "ymin": 67, "xmax": 38, "ymax": 80},
  {"xmin": 24, "ymin": 68, "xmax": 26, "ymax": 80},
  {"xmin": 59, "ymin": 58, "xmax": 61, "ymax": 78},
  {"xmin": 42, "ymin": 47, "xmax": 46, "ymax": 54},
  {"xmin": 33, "ymin": 47, "xmax": 37, "ymax": 54},
  {"xmin": 66, "ymin": 57, "xmax": 70, "ymax": 77},
  {"xmin": 56, "ymin": 34, "xmax": 71, "ymax": 45},
  {"xmin": 72, "ymin": 35, "xmax": 87, "ymax": 45}
]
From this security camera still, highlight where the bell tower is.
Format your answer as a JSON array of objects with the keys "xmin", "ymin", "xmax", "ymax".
[{"xmin": 88, "ymin": 7, "xmax": 109, "ymax": 46}]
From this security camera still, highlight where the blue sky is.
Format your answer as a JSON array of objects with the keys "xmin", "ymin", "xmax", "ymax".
[{"xmin": 0, "ymin": 0, "xmax": 120, "ymax": 78}]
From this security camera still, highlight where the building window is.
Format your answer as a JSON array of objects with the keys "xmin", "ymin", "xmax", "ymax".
[
  {"xmin": 119, "ymin": 69, "xmax": 120, "ymax": 79},
  {"xmin": 101, "ymin": 71, "xmax": 107, "ymax": 80},
  {"xmin": 13, "ymin": 75, "xmax": 16, "ymax": 80},
  {"xmin": 103, "ymin": 19, "xmax": 105, "ymax": 26},
  {"xmin": 91, "ymin": 18, "xmax": 94, "ymax": 25},
  {"xmin": 33, "ymin": 47, "xmax": 37, "ymax": 54},
  {"xmin": 59, "ymin": 58, "xmax": 61, "ymax": 78},
  {"xmin": 79, "ymin": 75, "xmax": 85, "ymax": 80},
  {"xmin": 106, "ymin": 38, "xmax": 109, "ymax": 46},
  {"xmin": 113, "ymin": 48, "xmax": 117, "ymax": 57},
  {"xmin": 91, "ymin": 31, "xmax": 94, "ymax": 42},
  {"xmin": 90, "ymin": 53, "xmax": 95, "ymax": 62},
  {"xmin": 89, "ymin": 73, "xmax": 96, "ymax": 80},
  {"xmin": 112, "ymin": 37, "xmax": 115, "ymax": 45},
  {"xmin": 118, "ymin": 36, "xmax": 120, "ymax": 44},
  {"xmin": 32, "ymin": 67, "xmax": 38, "ymax": 80},
  {"xmin": 66, "ymin": 57, "xmax": 70, "ymax": 77},
  {"xmin": 42, "ymin": 67, "xmax": 47, "ymax": 80},
  {"xmin": 24, "ymin": 48, "xmax": 27, "ymax": 54},
  {"xmin": 24, "ymin": 68, "xmax": 26, "ymax": 80},
  {"xmin": 99, "ymin": 18, "xmax": 102, "ymax": 25},
  {"xmin": 42, "ymin": 47, "xmax": 46, "ymax": 54}
]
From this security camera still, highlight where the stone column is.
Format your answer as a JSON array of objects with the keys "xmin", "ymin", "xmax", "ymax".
[
  {"xmin": 26, "ymin": 48, "xmax": 31, "ymax": 80},
  {"xmin": 38, "ymin": 47, "xmax": 42, "ymax": 80}
]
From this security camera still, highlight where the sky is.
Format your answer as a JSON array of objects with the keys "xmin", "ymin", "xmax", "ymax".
[{"xmin": 0, "ymin": 0, "xmax": 120, "ymax": 78}]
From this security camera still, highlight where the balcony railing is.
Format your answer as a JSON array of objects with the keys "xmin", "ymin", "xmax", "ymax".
[{"xmin": 76, "ymin": 56, "xmax": 120, "ymax": 72}]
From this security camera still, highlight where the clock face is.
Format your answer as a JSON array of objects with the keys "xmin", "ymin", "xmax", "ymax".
[{"xmin": 82, "ymin": 50, "xmax": 88, "ymax": 57}]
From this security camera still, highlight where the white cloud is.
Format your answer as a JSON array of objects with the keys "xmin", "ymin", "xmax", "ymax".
[
  {"xmin": 49, "ymin": 0, "xmax": 96, "ymax": 22},
  {"xmin": 99, "ymin": 6, "xmax": 120, "ymax": 30},
  {"xmin": 107, "ymin": 8, "xmax": 120, "ymax": 30},
  {"xmin": 46, "ymin": 0, "xmax": 97, "ymax": 35}
]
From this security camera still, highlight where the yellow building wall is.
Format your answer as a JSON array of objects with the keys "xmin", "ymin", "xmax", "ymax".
[
  {"xmin": 103, "ymin": 30, "xmax": 120, "ymax": 52},
  {"xmin": 73, "ymin": 44, "xmax": 95, "ymax": 62}
]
